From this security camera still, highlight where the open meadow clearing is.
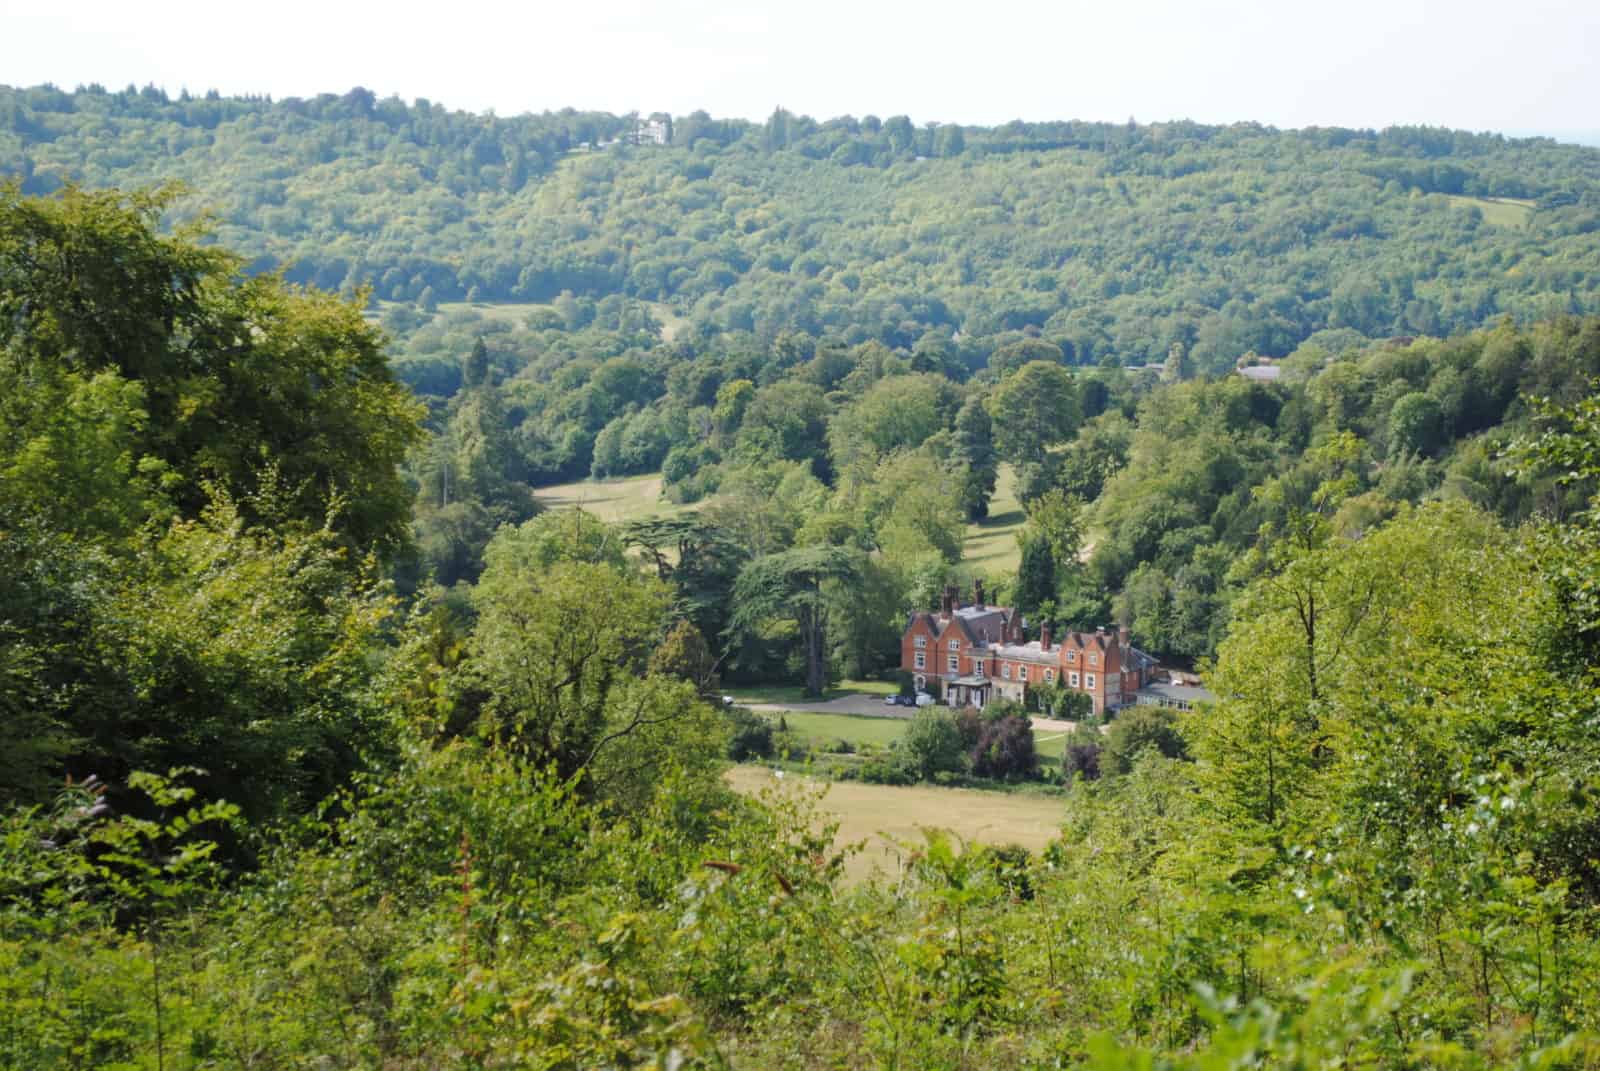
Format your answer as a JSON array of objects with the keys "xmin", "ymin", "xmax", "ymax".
[
  {"xmin": 962, "ymin": 463, "xmax": 1025, "ymax": 574},
  {"xmin": 726, "ymin": 765, "xmax": 1069, "ymax": 883},
  {"xmin": 1443, "ymin": 193, "xmax": 1535, "ymax": 227},
  {"xmin": 532, "ymin": 471, "xmax": 687, "ymax": 523}
]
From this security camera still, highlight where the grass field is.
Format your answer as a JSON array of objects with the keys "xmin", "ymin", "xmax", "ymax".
[
  {"xmin": 726, "ymin": 765, "xmax": 1068, "ymax": 882},
  {"xmin": 726, "ymin": 680, "xmax": 899, "ymax": 705},
  {"xmin": 533, "ymin": 472, "xmax": 688, "ymax": 524},
  {"xmin": 1444, "ymin": 194, "xmax": 1535, "ymax": 228},
  {"xmin": 772, "ymin": 709, "xmax": 1069, "ymax": 760},
  {"xmin": 963, "ymin": 463, "xmax": 1025, "ymax": 574}
]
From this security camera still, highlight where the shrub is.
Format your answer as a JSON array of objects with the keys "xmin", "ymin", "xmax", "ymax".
[
  {"xmin": 895, "ymin": 707, "xmax": 967, "ymax": 781},
  {"xmin": 970, "ymin": 715, "xmax": 1039, "ymax": 780},
  {"xmin": 1061, "ymin": 725, "xmax": 1104, "ymax": 781},
  {"xmin": 723, "ymin": 707, "xmax": 773, "ymax": 761},
  {"xmin": 1103, "ymin": 706, "xmax": 1188, "ymax": 775}
]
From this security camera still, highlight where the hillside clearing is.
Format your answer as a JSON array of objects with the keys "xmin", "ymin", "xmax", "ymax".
[
  {"xmin": 726, "ymin": 765, "xmax": 1067, "ymax": 883},
  {"xmin": 963, "ymin": 463, "xmax": 1024, "ymax": 574},
  {"xmin": 532, "ymin": 472, "xmax": 687, "ymax": 523},
  {"xmin": 1443, "ymin": 194, "xmax": 1535, "ymax": 228}
]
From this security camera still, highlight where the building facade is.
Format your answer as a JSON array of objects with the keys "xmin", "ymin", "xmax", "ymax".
[{"xmin": 901, "ymin": 584, "xmax": 1161, "ymax": 716}]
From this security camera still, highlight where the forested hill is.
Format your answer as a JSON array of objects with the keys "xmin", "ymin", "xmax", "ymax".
[{"xmin": 6, "ymin": 83, "xmax": 1600, "ymax": 370}]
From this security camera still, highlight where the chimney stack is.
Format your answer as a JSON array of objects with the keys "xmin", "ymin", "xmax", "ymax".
[
  {"xmin": 974, "ymin": 579, "xmax": 986, "ymax": 610},
  {"xmin": 1118, "ymin": 624, "xmax": 1130, "ymax": 649},
  {"xmin": 940, "ymin": 585, "xmax": 953, "ymax": 616},
  {"xmin": 1040, "ymin": 623, "xmax": 1052, "ymax": 651}
]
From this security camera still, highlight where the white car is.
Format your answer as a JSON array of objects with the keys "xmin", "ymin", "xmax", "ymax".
[{"xmin": 914, "ymin": 692, "xmax": 935, "ymax": 707}]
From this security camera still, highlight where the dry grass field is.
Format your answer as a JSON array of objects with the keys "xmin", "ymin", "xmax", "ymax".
[
  {"xmin": 726, "ymin": 765, "xmax": 1068, "ymax": 883},
  {"xmin": 532, "ymin": 472, "xmax": 688, "ymax": 523}
]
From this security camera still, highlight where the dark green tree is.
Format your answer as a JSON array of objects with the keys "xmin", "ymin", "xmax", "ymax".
[
  {"xmin": 728, "ymin": 546, "xmax": 860, "ymax": 696},
  {"xmin": 951, "ymin": 394, "xmax": 998, "ymax": 520}
]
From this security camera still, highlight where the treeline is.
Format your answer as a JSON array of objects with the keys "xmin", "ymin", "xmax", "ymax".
[
  {"xmin": 6, "ymin": 185, "xmax": 1600, "ymax": 1067},
  {"xmin": 6, "ymin": 84, "xmax": 1600, "ymax": 373}
]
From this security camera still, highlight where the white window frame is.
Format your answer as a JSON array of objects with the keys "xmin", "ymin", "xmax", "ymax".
[
  {"xmin": 948, "ymin": 655, "xmax": 959, "ymax": 673},
  {"xmin": 1089, "ymin": 653, "xmax": 1099, "ymax": 667},
  {"xmin": 1019, "ymin": 665, "xmax": 1028, "ymax": 682},
  {"xmin": 1086, "ymin": 673, "xmax": 1096, "ymax": 689},
  {"xmin": 1069, "ymin": 671, "xmax": 1080, "ymax": 687},
  {"xmin": 1066, "ymin": 651, "xmax": 1077, "ymax": 664},
  {"xmin": 1044, "ymin": 669, "xmax": 1054, "ymax": 682},
  {"xmin": 948, "ymin": 639, "xmax": 959, "ymax": 651},
  {"xmin": 914, "ymin": 635, "xmax": 927, "ymax": 649},
  {"xmin": 914, "ymin": 652, "xmax": 925, "ymax": 670},
  {"xmin": 1001, "ymin": 663, "xmax": 1011, "ymax": 679}
]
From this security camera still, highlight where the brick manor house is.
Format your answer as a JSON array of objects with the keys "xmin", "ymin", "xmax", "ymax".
[{"xmin": 900, "ymin": 582, "xmax": 1184, "ymax": 716}]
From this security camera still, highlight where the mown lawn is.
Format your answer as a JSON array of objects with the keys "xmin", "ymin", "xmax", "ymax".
[
  {"xmin": 726, "ymin": 765, "xmax": 1068, "ymax": 883},
  {"xmin": 963, "ymin": 463, "xmax": 1024, "ymax": 574},
  {"xmin": 771, "ymin": 709, "xmax": 1069, "ymax": 760},
  {"xmin": 725, "ymin": 679, "xmax": 900, "ymax": 705}
]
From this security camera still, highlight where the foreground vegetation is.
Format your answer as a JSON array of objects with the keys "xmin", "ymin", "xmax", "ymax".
[{"xmin": 4, "ymin": 158, "xmax": 1600, "ymax": 1067}]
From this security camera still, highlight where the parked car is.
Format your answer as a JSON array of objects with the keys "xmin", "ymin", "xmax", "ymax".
[
  {"xmin": 883, "ymin": 694, "xmax": 914, "ymax": 707},
  {"xmin": 914, "ymin": 692, "xmax": 935, "ymax": 707}
]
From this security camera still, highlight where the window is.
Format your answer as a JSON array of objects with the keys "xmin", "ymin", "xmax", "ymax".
[
  {"xmin": 1069, "ymin": 671, "xmax": 1080, "ymax": 687},
  {"xmin": 1066, "ymin": 651, "xmax": 1077, "ymax": 664},
  {"xmin": 914, "ymin": 652, "xmax": 925, "ymax": 670},
  {"xmin": 1089, "ymin": 653, "xmax": 1098, "ymax": 667},
  {"xmin": 914, "ymin": 636, "xmax": 927, "ymax": 649},
  {"xmin": 1044, "ymin": 669, "xmax": 1054, "ymax": 682},
  {"xmin": 1018, "ymin": 665, "xmax": 1028, "ymax": 682},
  {"xmin": 1086, "ymin": 674, "xmax": 1096, "ymax": 689},
  {"xmin": 1001, "ymin": 663, "xmax": 1011, "ymax": 679},
  {"xmin": 948, "ymin": 655, "xmax": 959, "ymax": 673},
  {"xmin": 948, "ymin": 639, "xmax": 959, "ymax": 651}
]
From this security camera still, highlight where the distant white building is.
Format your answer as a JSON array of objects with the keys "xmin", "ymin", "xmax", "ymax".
[{"xmin": 632, "ymin": 115, "xmax": 671, "ymax": 146}]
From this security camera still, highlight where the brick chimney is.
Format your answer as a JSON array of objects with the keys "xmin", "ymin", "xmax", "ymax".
[
  {"xmin": 940, "ymin": 584, "xmax": 954, "ymax": 616},
  {"xmin": 973, "ymin": 579, "xmax": 986, "ymax": 610},
  {"xmin": 1040, "ymin": 623, "xmax": 1052, "ymax": 651}
]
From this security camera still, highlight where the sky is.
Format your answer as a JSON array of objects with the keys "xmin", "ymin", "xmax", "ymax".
[{"xmin": 3, "ymin": 0, "xmax": 1598, "ymax": 143}]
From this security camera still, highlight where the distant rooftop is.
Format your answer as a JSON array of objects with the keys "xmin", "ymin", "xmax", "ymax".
[
  {"xmin": 1238, "ymin": 364, "xmax": 1282, "ymax": 381},
  {"xmin": 1135, "ymin": 682, "xmax": 1216, "ymax": 705}
]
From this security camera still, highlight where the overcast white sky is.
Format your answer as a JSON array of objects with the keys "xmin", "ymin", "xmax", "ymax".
[{"xmin": 3, "ymin": 0, "xmax": 1598, "ymax": 142}]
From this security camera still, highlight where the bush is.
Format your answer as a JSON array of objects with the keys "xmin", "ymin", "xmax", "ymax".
[
  {"xmin": 1104, "ymin": 706, "xmax": 1188, "ymax": 775},
  {"xmin": 860, "ymin": 759, "xmax": 916, "ymax": 786},
  {"xmin": 1061, "ymin": 725, "xmax": 1104, "ymax": 781},
  {"xmin": 723, "ymin": 707, "xmax": 773, "ymax": 761},
  {"xmin": 895, "ymin": 707, "xmax": 968, "ymax": 781},
  {"xmin": 970, "ymin": 715, "xmax": 1040, "ymax": 780}
]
